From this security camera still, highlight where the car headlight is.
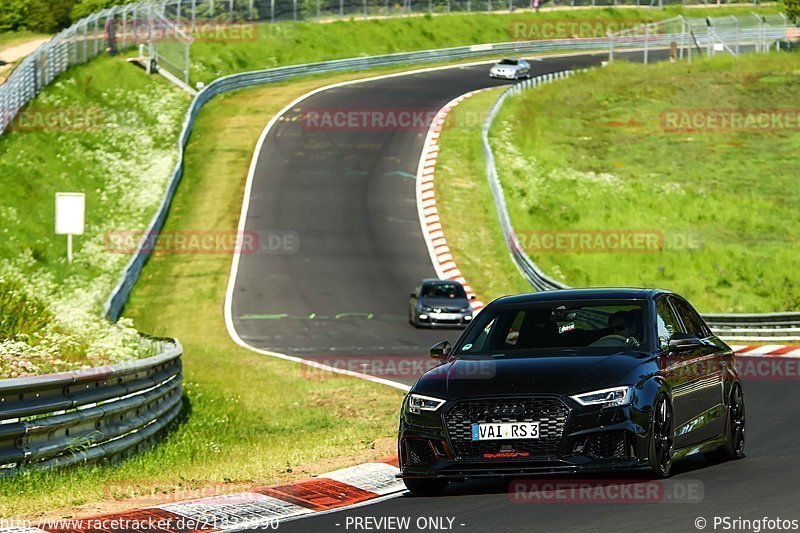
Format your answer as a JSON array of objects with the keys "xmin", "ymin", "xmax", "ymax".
[
  {"xmin": 421, "ymin": 305, "xmax": 433, "ymax": 312},
  {"xmin": 570, "ymin": 386, "xmax": 632, "ymax": 408},
  {"xmin": 406, "ymin": 394, "xmax": 446, "ymax": 413}
]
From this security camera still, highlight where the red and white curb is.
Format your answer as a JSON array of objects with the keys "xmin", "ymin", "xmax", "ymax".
[
  {"xmin": 731, "ymin": 345, "xmax": 800, "ymax": 358},
  {"xmin": 2, "ymin": 459, "xmax": 402, "ymax": 532},
  {"xmin": 416, "ymin": 89, "xmax": 491, "ymax": 315}
]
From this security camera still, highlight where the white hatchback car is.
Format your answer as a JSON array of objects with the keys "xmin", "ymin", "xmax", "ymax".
[{"xmin": 489, "ymin": 58, "xmax": 532, "ymax": 80}]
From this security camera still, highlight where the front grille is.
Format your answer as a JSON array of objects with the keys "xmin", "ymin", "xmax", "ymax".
[
  {"xmin": 403, "ymin": 439, "xmax": 436, "ymax": 466},
  {"xmin": 585, "ymin": 432, "xmax": 627, "ymax": 460},
  {"xmin": 444, "ymin": 397, "xmax": 569, "ymax": 460}
]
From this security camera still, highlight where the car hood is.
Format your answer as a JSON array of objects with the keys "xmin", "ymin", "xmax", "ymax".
[
  {"xmin": 493, "ymin": 64, "xmax": 522, "ymax": 71},
  {"xmin": 412, "ymin": 351, "xmax": 654, "ymax": 398},
  {"xmin": 419, "ymin": 297, "xmax": 470, "ymax": 310}
]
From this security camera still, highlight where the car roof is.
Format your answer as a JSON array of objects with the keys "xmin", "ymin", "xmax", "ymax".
[
  {"xmin": 421, "ymin": 278, "xmax": 463, "ymax": 285},
  {"xmin": 491, "ymin": 288, "xmax": 671, "ymax": 306}
]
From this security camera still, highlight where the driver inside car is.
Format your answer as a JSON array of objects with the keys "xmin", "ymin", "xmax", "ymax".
[{"xmin": 591, "ymin": 310, "xmax": 641, "ymax": 347}]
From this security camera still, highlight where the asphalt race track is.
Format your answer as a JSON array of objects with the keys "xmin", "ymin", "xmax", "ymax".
[
  {"xmin": 229, "ymin": 52, "xmax": 615, "ymax": 386},
  {"xmin": 226, "ymin": 50, "xmax": 800, "ymax": 532}
]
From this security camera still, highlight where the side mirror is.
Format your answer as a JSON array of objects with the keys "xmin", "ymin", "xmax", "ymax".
[
  {"xmin": 409, "ymin": 292, "xmax": 417, "ymax": 298},
  {"xmin": 668, "ymin": 333, "xmax": 703, "ymax": 353},
  {"xmin": 469, "ymin": 295, "xmax": 476, "ymax": 300},
  {"xmin": 430, "ymin": 340, "xmax": 452, "ymax": 360}
]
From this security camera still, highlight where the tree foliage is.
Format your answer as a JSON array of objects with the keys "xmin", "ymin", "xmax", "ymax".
[
  {"xmin": 786, "ymin": 0, "xmax": 800, "ymax": 24},
  {"xmin": 0, "ymin": 0, "xmax": 135, "ymax": 33}
]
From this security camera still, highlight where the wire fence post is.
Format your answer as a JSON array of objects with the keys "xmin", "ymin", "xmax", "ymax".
[
  {"xmin": 644, "ymin": 23, "xmax": 649, "ymax": 64},
  {"xmin": 83, "ymin": 21, "xmax": 88, "ymax": 63}
]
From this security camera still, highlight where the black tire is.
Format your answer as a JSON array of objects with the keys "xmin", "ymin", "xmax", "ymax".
[
  {"xmin": 403, "ymin": 478, "xmax": 449, "ymax": 496},
  {"xmin": 648, "ymin": 394, "xmax": 675, "ymax": 478},
  {"xmin": 707, "ymin": 383, "xmax": 746, "ymax": 462}
]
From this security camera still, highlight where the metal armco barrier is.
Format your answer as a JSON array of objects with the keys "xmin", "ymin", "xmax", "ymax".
[
  {"xmin": 0, "ymin": 340, "xmax": 182, "ymax": 476},
  {"xmin": 482, "ymin": 69, "xmax": 800, "ymax": 341}
]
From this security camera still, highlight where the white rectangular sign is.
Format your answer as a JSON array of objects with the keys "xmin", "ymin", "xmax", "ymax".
[{"xmin": 55, "ymin": 193, "xmax": 85, "ymax": 235}]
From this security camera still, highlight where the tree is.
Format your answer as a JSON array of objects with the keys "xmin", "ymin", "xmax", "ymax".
[{"xmin": 787, "ymin": 0, "xmax": 800, "ymax": 24}]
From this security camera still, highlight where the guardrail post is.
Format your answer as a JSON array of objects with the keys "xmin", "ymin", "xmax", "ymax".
[{"xmin": 644, "ymin": 23, "xmax": 649, "ymax": 64}]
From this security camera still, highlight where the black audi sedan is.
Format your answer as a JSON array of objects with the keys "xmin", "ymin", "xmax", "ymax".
[{"xmin": 398, "ymin": 288, "xmax": 745, "ymax": 495}]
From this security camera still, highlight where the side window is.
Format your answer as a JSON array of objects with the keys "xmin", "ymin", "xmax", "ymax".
[
  {"xmin": 471, "ymin": 318, "xmax": 496, "ymax": 352},
  {"xmin": 655, "ymin": 298, "xmax": 683, "ymax": 351},
  {"xmin": 671, "ymin": 299, "xmax": 709, "ymax": 339}
]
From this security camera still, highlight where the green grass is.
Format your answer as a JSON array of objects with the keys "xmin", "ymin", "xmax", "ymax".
[
  {"xmin": 189, "ymin": 5, "xmax": 783, "ymax": 83},
  {"xmin": 434, "ymin": 87, "xmax": 531, "ymax": 303},
  {"xmin": 0, "ymin": 69, "xmax": 430, "ymax": 518},
  {"xmin": 0, "ymin": 56, "xmax": 190, "ymax": 377},
  {"xmin": 481, "ymin": 53, "xmax": 800, "ymax": 314}
]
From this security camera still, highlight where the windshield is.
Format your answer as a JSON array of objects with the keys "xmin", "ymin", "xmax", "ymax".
[
  {"xmin": 421, "ymin": 282, "xmax": 467, "ymax": 299},
  {"xmin": 455, "ymin": 300, "xmax": 648, "ymax": 355},
  {"xmin": 498, "ymin": 59, "xmax": 518, "ymax": 65}
]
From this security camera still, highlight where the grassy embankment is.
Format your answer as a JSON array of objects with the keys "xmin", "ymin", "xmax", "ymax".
[
  {"xmin": 434, "ymin": 53, "xmax": 800, "ymax": 313},
  {"xmin": 189, "ymin": 5, "xmax": 782, "ymax": 83}
]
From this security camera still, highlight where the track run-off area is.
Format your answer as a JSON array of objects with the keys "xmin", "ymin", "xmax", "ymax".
[{"xmin": 218, "ymin": 50, "xmax": 800, "ymax": 532}]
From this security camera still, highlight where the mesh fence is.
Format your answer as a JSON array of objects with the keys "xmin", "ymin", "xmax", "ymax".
[
  {"xmin": 608, "ymin": 13, "xmax": 791, "ymax": 63},
  {"xmin": 0, "ymin": 0, "xmax": 794, "ymax": 138}
]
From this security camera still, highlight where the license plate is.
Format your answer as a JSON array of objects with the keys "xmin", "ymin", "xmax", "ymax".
[
  {"xmin": 430, "ymin": 313, "xmax": 461, "ymax": 320},
  {"xmin": 471, "ymin": 422, "xmax": 540, "ymax": 441}
]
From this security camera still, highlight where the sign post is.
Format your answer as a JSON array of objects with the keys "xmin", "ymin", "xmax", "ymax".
[{"xmin": 55, "ymin": 193, "xmax": 85, "ymax": 263}]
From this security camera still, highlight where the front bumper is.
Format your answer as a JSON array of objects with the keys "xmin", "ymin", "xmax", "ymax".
[
  {"xmin": 414, "ymin": 310, "xmax": 472, "ymax": 328},
  {"xmin": 398, "ymin": 396, "xmax": 651, "ymax": 480},
  {"xmin": 489, "ymin": 71, "xmax": 517, "ymax": 79}
]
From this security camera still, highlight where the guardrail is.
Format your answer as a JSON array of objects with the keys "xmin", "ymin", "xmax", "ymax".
[
  {"xmin": 0, "ymin": 339, "xmax": 182, "ymax": 476},
  {"xmin": 481, "ymin": 69, "xmax": 800, "ymax": 342}
]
